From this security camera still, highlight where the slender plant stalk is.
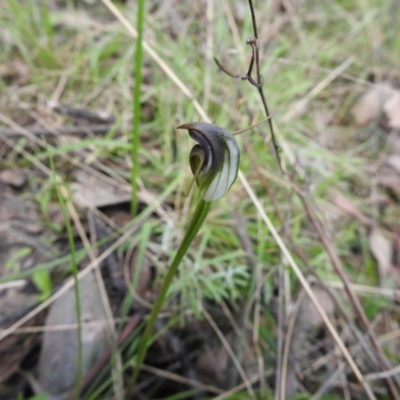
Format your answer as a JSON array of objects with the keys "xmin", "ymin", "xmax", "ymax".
[
  {"xmin": 126, "ymin": 199, "xmax": 212, "ymax": 395},
  {"xmin": 48, "ymin": 151, "xmax": 83, "ymax": 398},
  {"xmin": 131, "ymin": 0, "xmax": 145, "ymax": 215}
]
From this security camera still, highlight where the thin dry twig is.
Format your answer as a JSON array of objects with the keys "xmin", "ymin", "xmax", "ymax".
[
  {"xmin": 214, "ymin": 43, "xmax": 281, "ymax": 169},
  {"xmin": 212, "ymin": 369, "xmax": 274, "ymax": 400},
  {"xmin": 140, "ymin": 363, "xmax": 223, "ymax": 395}
]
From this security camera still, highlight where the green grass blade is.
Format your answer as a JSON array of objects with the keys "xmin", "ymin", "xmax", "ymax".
[{"xmin": 131, "ymin": 0, "xmax": 146, "ymax": 215}]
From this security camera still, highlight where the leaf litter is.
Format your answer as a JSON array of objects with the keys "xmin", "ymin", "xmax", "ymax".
[
  {"xmin": 38, "ymin": 271, "xmax": 109, "ymax": 400},
  {"xmin": 72, "ymin": 170, "xmax": 131, "ymax": 208},
  {"xmin": 368, "ymin": 228, "xmax": 394, "ymax": 283}
]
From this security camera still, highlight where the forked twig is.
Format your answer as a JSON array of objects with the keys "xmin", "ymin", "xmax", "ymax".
[{"xmin": 214, "ymin": 1, "xmax": 281, "ymax": 171}]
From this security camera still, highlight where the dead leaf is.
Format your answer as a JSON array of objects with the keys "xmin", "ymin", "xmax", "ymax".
[
  {"xmin": 0, "ymin": 282, "xmax": 41, "ymax": 382},
  {"xmin": 0, "ymin": 60, "xmax": 29, "ymax": 82},
  {"xmin": 196, "ymin": 333, "xmax": 232, "ymax": 385},
  {"xmin": 297, "ymin": 287, "xmax": 335, "ymax": 328},
  {"xmin": 387, "ymin": 132, "xmax": 400, "ymax": 154},
  {"xmin": 0, "ymin": 285, "xmax": 37, "ymax": 321},
  {"xmin": 285, "ymin": 287, "xmax": 335, "ymax": 398},
  {"xmin": 377, "ymin": 173, "xmax": 400, "ymax": 197},
  {"xmin": 352, "ymin": 82, "xmax": 400, "ymax": 129},
  {"xmin": 38, "ymin": 271, "xmax": 109, "ymax": 399},
  {"xmin": 0, "ymin": 193, "xmax": 42, "ymax": 234},
  {"xmin": 106, "ymin": 209, "xmax": 132, "ymax": 227},
  {"xmin": 369, "ymin": 228, "xmax": 392, "ymax": 281},
  {"xmin": 384, "ymin": 90, "xmax": 400, "ymax": 129},
  {"xmin": 72, "ymin": 170, "xmax": 131, "ymax": 208},
  {"xmin": 387, "ymin": 155, "xmax": 400, "ymax": 174},
  {"xmin": 196, "ymin": 331, "xmax": 256, "ymax": 387},
  {"xmin": 0, "ymin": 169, "xmax": 27, "ymax": 188},
  {"xmin": 352, "ymin": 83, "xmax": 394, "ymax": 126}
]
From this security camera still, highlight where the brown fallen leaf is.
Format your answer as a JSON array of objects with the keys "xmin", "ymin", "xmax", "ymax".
[
  {"xmin": 387, "ymin": 155, "xmax": 400, "ymax": 174},
  {"xmin": 38, "ymin": 271, "xmax": 109, "ymax": 399},
  {"xmin": 384, "ymin": 90, "xmax": 400, "ymax": 129},
  {"xmin": 387, "ymin": 132, "xmax": 400, "ymax": 154},
  {"xmin": 352, "ymin": 81, "xmax": 400, "ymax": 129},
  {"xmin": 285, "ymin": 287, "xmax": 335, "ymax": 398},
  {"xmin": 0, "ymin": 281, "xmax": 42, "ymax": 382},
  {"xmin": 352, "ymin": 83, "xmax": 394, "ymax": 126},
  {"xmin": 72, "ymin": 170, "xmax": 131, "ymax": 208},
  {"xmin": 196, "ymin": 331, "xmax": 256, "ymax": 388},
  {"xmin": 0, "ymin": 60, "xmax": 30, "ymax": 82},
  {"xmin": 377, "ymin": 173, "xmax": 400, "ymax": 197},
  {"xmin": 196, "ymin": 332, "xmax": 233, "ymax": 385},
  {"xmin": 369, "ymin": 228, "xmax": 393, "ymax": 282},
  {"xmin": 297, "ymin": 286, "xmax": 335, "ymax": 329},
  {"xmin": 0, "ymin": 169, "xmax": 27, "ymax": 188}
]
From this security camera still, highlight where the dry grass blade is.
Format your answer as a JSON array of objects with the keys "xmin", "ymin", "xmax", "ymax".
[
  {"xmin": 212, "ymin": 369, "xmax": 274, "ymax": 400},
  {"xmin": 140, "ymin": 363, "xmax": 224, "ymax": 395}
]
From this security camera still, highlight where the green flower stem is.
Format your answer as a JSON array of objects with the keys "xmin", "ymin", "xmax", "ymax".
[
  {"xmin": 128, "ymin": 199, "xmax": 211, "ymax": 393},
  {"xmin": 131, "ymin": 0, "xmax": 145, "ymax": 216}
]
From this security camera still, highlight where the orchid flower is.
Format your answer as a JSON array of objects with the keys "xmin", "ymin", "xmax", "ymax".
[{"xmin": 178, "ymin": 122, "xmax": 240, "ymax": 201}]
